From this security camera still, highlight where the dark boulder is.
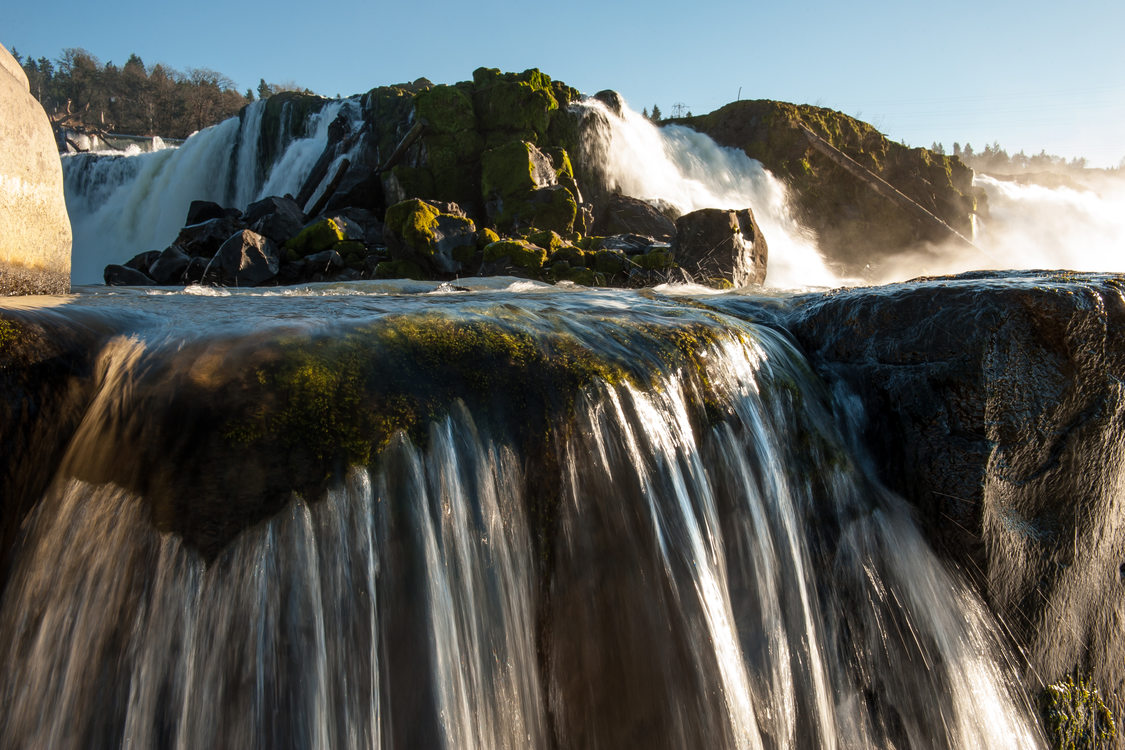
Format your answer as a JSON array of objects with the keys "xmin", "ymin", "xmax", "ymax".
[
  {"xmin": 104, "ymin": 264, "xmax": 155, "ymax": 286},
  {"xmin": 593, "ymin": 90, "xmax": 625, "ymax": 118},
  {"xmin": 185, "ymin": 200, "xmax": 240, "ymax": 225},
  {"xmin": 244, "ymin": 196, "xmax": 307, "ymax": 246},
  {"xmin": 124, "ymin": 250, "xmax": 161, "ymax": 273},
  {"xmin": 784, "ymin": 271, "xmax": 1125, "ymax": 720},
  {"xmin": 148, "ymin": 245, "xmax": 192, "ymax": 285},
  {"xmin": 673, "ymin": 208, "xmax": 767, "ymax": 287},
  {"xmin": 591, "ymin": 195, "xmax": 676, "ymax": 242},
  {"xmin": 213, "ymin": 230, "xmax": 280, "ymax": 286},
  {"xmin": 175, "ymin": 217, "xmax": 244, "ymax": 258}
]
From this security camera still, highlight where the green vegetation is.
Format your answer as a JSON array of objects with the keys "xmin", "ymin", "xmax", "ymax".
[{"xmin": 1040, "ymin": 672, "xmax": 1116, "ymax": 750}]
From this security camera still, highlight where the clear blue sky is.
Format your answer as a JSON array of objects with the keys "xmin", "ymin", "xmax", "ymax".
[{"xmin": 6, "ymin": 0, "xmax": 1124, "ymax": 167}]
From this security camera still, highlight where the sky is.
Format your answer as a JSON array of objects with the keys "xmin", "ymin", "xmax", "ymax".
[{"xmin": 6, "ymin": 0, "xmax": 1124, "ymax": 167}]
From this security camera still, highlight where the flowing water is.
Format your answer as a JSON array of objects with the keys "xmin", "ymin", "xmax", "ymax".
[{"xmin": 0, "ymin": 284, "xmax": 1044, "ymax": 748}]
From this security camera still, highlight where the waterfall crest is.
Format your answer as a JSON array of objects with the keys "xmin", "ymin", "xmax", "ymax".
[{"xmin": 0, "ymin": 292, "xmax": 1044, "ymax": 748}]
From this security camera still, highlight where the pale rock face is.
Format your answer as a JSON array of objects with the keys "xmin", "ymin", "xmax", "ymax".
[{"xmin": 0, "ymin": 43, "xmax": 72, "ymax": 295}]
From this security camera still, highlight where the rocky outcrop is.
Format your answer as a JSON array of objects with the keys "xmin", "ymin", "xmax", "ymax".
[
  {"xmin": 674, "ymin": 208, "xmax": 767, "ymax": 287},
  {"xmin": 0, "ymin": 43, "xmax": 71, "ymax": 294},
  {"xmin": 782, "ymin": 270, "xmax": 1125, "ymax": 723},
  {"xmin": 682, "ymin": 100, "xmax": 978, "ymax": 278}
]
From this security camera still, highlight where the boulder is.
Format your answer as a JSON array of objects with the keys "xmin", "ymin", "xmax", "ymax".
[
  {"xmin": 0, "ymin": 43, "xmax": 71, "ymax": 294},
  {"xmin": 785, "ymin": 271, "xmax": 1125, "ymax": 724},
  {"xmin": 213, "ymin": 230, "xmax": 279, "ymax": 286},
  {"xmin": 185, "ymin": 200, "xmax": 239, "ymax": 225},
  {"xmin": 283, "ymin": 218, "xmax": 346, "ymax": 258},
  {"xmin": 124, "ymin": 250, "xmax": 161, "ymax": 273},
  {"xmin": 148, "ymin": 245, "xmax": 191, "ymax": 285},
  {"xmin": 103, "ymin": 264, "xmax": 155, "ymax": 286},
  {"xmin": 244, "ymin": 196, "xmax": 306, "ymax": 245},
  {"xmin": 592, "ymin": 196, "xmax": 676, "ymax": 242},
  {"xmin": 384, "ymin": 198, "xmax": 477, "ymax": 275},
  {"xmin": 175, "ymin": 217, "xmax": 244, "ymax": 258},
  {"xmin": 673, "ymin": 208, "xmax": 767, "ymax": 287}
]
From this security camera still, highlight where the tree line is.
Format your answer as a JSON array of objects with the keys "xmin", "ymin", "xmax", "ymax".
[
  {"xmin": 930, "ymin": 140, "xmax": 1121, "ymax": 174},
  {"xmin": 8, "ymin": 47, "xmax": 310, "ymax": 141}
]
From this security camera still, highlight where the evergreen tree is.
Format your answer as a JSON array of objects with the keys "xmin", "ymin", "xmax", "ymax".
[{"xmin": 650, "ymin": 104, "xmax": 662, "ymax": 121}]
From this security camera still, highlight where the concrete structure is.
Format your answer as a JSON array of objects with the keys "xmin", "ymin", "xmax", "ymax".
[{"xmin": 0, "ymin": 43, "xmax": 71, "ymax": 294}]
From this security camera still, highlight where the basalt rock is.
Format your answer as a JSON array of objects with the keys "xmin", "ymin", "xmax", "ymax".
[
  {"xmin": 213, "ymin": 229, "xmax": 280, "ymax": 286},
  {"xmin": 782, "ymin": 270, "xmax": 1125, "ymax": 731},
  {"xmin": 673, "ymin": 207, "xmax": 767, "ymax": 287},
  {"xmin": 245, "ymin": 195, "xmax": 307, "ymax": 245},
  {"xmin": 682, "ymin": 100, "xmax": 978, "ymax": 278},
  {"xmin": 104, "ymin": 264, "xmax": 156, "ymax": 286},
  {"xmin": 148, "ymin": 245, "xmax": 192, "ymax": 285},
  {"xmin": 592, "ymin": 195, "xmax": 676, "ymax": 242},
  {"xmin": 176, "ymin": 216, "xmax": 245, "ymax": 258},
  {"xmin": 384, "ymin": 198, "xmax": 478, "ymax": 275}
]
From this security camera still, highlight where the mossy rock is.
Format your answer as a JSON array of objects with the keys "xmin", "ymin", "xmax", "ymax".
[
  {"xmin": 556, "ymin": 267, "xmax": 602, "ymax": 286},
  {"xmin": 635, "ymin": 248, "xmax": 674, "ymax": 271},
  {"xmin": 414, "ymin": 84, "xmax": 476, "ymax": 134},
  {"xmin": 551, "ymin": 244, "xmax": 588, "ymax": 267},
  {"xmin": 527, "ymin": 229, "xmax": 565, "ymax": 254},
  {"xmin": 384, "ymin": 198, "xmax": 477, "ymax": 274},
  {"xmin": 477, "ymin": 227, "xmax": 501, "ymax": 249},
  {"xmin": 471, "ymin": 67, "xmax": 558, "ymax": 141},
  {"xmin": 525, "ymin": 186, "xmax": 578, "ymax": 236},
  {"xmin": 361, "ymin": 85, "xmax": 420, "ymax": 163},
  {"xmin": 482, "ymin": 240, "xmax": 547, "ymax": 270},
  {"xmin": 385, "ymin": 199, "xmax": 442, "ymax": 251},
  {"xmin": 682, "ymin": 99, "xmax": 979, "ymax": 275},
  {"xmin": 284, "ymin": 218, "xmax": 346, "ymax": 257},
  {"xmin": 593, "ymin": 249, "xmax": 630, "ymax": 275},
  {"xmin": 481, "ymin": 141, "xmax": 556, "ymax": 200},
  {"xmin": 1041, "ymin": 672, "xmax": 1115, "ymax": 750},
  {"xmin": 373, "ymin": 259, "xmax": 427, "ymax": 280}
]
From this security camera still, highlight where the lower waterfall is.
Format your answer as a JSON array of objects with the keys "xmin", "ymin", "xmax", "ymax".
[{"xmin": 0, "ymin": 287, "xmax": 1044, "ymax": 749}]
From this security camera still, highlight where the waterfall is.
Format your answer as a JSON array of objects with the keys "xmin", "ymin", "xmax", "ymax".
[
  {"xmin": 63, "ymin": 97, "xmax": 363, "ymax": 284},
  {"xmin": 0, "ymin": 291, "xmax": 1044, "ymax": 748},
  {"xmin": 574, "ymin": 99, "xmax": 839, "ymax": 288}
]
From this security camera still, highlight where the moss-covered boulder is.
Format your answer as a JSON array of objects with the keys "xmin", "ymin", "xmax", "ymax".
[
  {"xmin": 481, "ymin": 239, "xmax": 548, "ymax": 275},
  {"xmin": 480, "ymin": 141, "xmax": 580, "ymax": 234},
  {"xmin": 384, "ymin": 198, "xmax": 478, "ymax": 275},
  {"xmin": 283, "ymin": 217, "xmax": 346, "ymax": 258},
  {"xmin": 681, "ymin": 100, "xmax": 978, "ymax": 277},
  {"xmin": 471, "ymin": 67, "xmax": 558, "ymax": 144}
]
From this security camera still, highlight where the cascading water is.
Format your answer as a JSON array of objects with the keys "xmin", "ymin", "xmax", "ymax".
[
  {"xmin": 0, "ymin": 286, "xmax": 1045, "ymax": 749},
  {"xmin": 573, "ymin": 99, "xmax": 840, "ymax": 288},
  {"xmin": 62, "ymin": 97, "xmax": 363, "ymax": 284}
]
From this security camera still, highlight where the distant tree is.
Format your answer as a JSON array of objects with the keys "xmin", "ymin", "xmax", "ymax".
[
  {"xmin": 650, "ymin": 104, "xmax": 662, "ymax": 121},
  {"xmin": 642, "ymin": 106, "xmax": 648, "ymax": 118},
  {"xmin": 685, "ymin": 111, "xmax": 693, "ymax": 117},
  {"xmin": 245, "ymin": 88, "xmax": 255, "ymax": 101},
  {"xmin": 931, "ymin": 141, "xmax": 946, "ymax": 155},
  {"xmin": 257, "ymin": 78, "xmax": 272, "ymax": 100},
  {"xmin": 952, "ymin": 142, "xmax": 961, "ymax": 157}
]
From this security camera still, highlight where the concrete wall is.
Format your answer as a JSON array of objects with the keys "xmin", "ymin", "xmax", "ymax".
[{"xmin": 0, "ymin": 43, "xmax": 71, "ymax": 295}]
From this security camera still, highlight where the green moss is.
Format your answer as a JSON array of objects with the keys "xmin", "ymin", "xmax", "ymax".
[
  {"xmin": 527, "ymin": 186, "xmax": 578, "ymax": 235},
  {"xmin": 527, "ymin": 229, "xmax": 565, "ymax": 254},
  {"xmin": 0, "ymin": 318, "xmax": 17, "ymax": 353},
  {"xmin": 414, "ymin": 84, "xmax": 476, "ymax": 134},
  {"xmin": 557, "ymin": 267, "xmax": 599, "ymax": 286},
  {"xmin": 384, "ymin": 199, "xmax": 440, "ymax": 252},
  {"xmin": 481, "ymin": 141, "xmax": 542, "ymax": 199},
  {"xmin": 284, "ymin": 218, "xmax": 346, "ymax": 256},
  {"xmin": 374, "ymin": 259, "xmax": 427, "ymax": 279},
  {"xmin": 472, "ymin": 67, "xmax": 558, "ymax": 140},
  {"xmin": 1041, "ymin": 672, "xmax": 1116, "ymax": 750},
  {"xmin": 635, "ymin": 249, "xmax": 674, "ymax": 270},
  {"xmin": 551, "ymin": 244, "xmax": 588, "ymax": 267},
  {"xmin": 593, "ymin": 249, "xmax": 630, "ymax": 275},
  {"xmin": 477, "ymin": 227, "xmax": 501, "ymax": 248},
  {"xmin": 483, "ymin": 240, "xmax": 547, "ymax": 270}
]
